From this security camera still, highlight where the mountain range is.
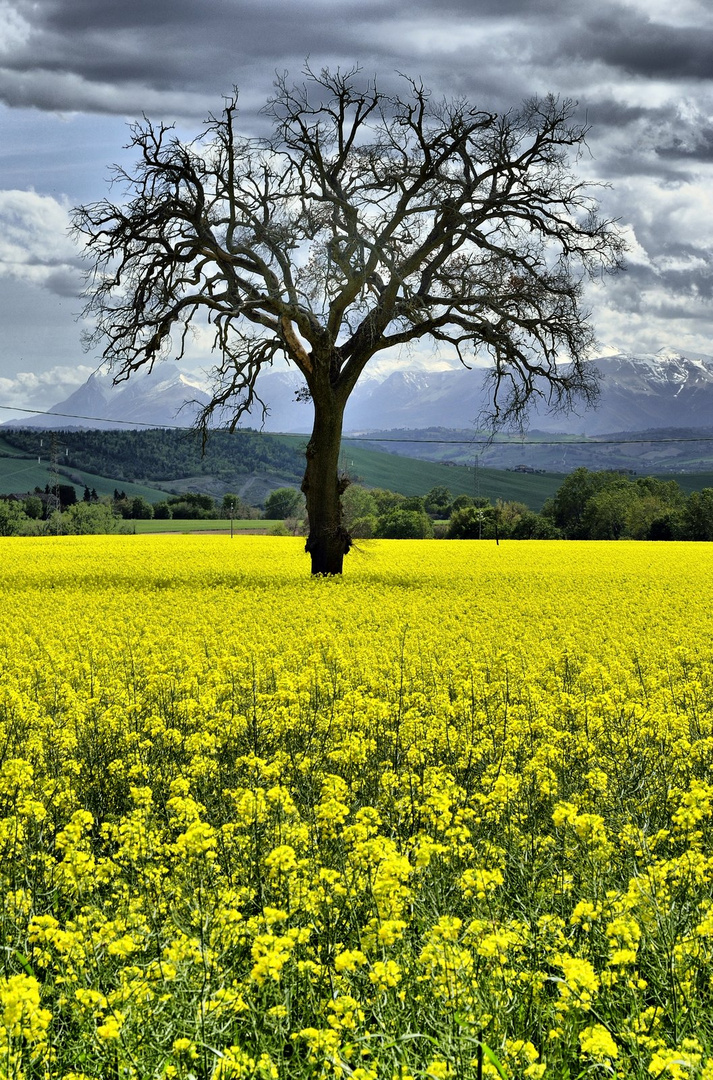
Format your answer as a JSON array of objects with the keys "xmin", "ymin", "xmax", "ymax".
[{"xmin": 6, "ymin": 348, "xmax": 713, "ymax": 438}]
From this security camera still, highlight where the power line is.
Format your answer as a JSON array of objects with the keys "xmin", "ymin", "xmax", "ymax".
[
  {"xmin": 0, "ymin": 405, "xmax": 188, "ymax": 430},
  {"xmin": 2, "ymin": 403, "xmax": 713, "ymax": 446}
]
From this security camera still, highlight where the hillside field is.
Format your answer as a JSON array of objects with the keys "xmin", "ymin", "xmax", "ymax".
[
  {"xmin": 1, "ymin": 537, "xmax": 713, "ymax": 1077},
  {"xmin": 275, "ymin": 434, "xmax": 566, "ymax": 507},
  {"xmin": 0, "ymin": 450, "xmax": 172, "ymax": 504}
]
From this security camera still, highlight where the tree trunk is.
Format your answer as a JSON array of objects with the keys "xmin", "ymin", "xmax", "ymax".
[{"xmin": 302, "ymin": 393, "xmax": 350, "ymax": 575}]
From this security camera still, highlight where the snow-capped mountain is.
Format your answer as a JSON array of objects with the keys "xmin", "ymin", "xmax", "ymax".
[
  {"xmin": 6, "ymin": 349, "xmax": 713, "ymax": 436},
  {"xmin": 6, "ymin": 364, "xmax": 212, "ymax": 430}
]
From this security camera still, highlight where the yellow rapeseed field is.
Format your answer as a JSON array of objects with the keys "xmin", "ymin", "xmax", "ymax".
[{"xmin": 1, "ymin": 536, "xmax": 713, "ymax": 1079}]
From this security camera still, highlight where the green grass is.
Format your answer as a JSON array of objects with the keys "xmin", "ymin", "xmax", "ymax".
[
  {"xmin": 0, "ymin": 454, "xmax": 51, "ymax": 493},
  {"xmin": 132, "ymin": 519, "xmax": 280, "ymax": 533},
  {"xmin": 656, "ymin": 472, "xmax": 713, "ymax": 495},
  {"xmin": 0, "ymin": 437, "xmax": 26, "ymax": 456}
]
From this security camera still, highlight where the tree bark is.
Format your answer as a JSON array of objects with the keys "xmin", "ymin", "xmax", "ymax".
[{"xmin": 302, "ymin": 393, "xmax": 351, "ymax": 575}]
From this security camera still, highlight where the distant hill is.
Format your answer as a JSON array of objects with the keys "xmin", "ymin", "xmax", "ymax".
[
  {"xmin": 0, "ymin": 428, "xmax": 305, "ymax": 505},
  {"xmin": 353, "ymin": 426, "xmax": 713, "ymax": 474}
]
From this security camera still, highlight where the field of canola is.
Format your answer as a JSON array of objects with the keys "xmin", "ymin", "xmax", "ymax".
[{"xmin": 1, "ymin": 536, "xmax": 713, "ymax": 1080}]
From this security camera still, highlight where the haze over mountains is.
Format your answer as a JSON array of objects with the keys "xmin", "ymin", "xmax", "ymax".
[{"xmin": 6, "ymin": 349, "xmax": 713, "ymax": 438}]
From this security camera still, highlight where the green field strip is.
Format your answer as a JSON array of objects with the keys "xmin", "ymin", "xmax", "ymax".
[{"xmin": 132, "ymin": 519, "xmax": 280, "ymax": 533}]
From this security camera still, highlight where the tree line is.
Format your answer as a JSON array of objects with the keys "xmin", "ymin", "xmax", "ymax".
[
  {"xmin": 2, "ymin": 468, "xmax": 713, "ymax": 540},
  {"xmin": 445, "ymin": 469, "xmax": 713, "ymax": 541},
  {"xmin": 266, "ymin": 471, "xmax": 713, "ymax": 542}
]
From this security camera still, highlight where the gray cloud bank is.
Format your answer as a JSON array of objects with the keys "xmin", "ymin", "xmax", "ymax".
[{"xmin": 0, "ymin": 0, "xmax": 712, "ymax": 383}]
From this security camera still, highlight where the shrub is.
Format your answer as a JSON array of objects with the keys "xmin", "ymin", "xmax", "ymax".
[{"xmin": 376, "ymin": 508, "xmax": 434, "ymax": 539}]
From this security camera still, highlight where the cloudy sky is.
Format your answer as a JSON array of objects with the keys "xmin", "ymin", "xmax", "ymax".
[{"xmin": 1, "ymin": 0, "xmax": 712, "ymax": 418}]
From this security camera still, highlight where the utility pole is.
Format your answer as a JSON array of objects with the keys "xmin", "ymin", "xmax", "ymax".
[{"xmin": 49, "ymin": 434, "xmax": 61, "ymax": 534}]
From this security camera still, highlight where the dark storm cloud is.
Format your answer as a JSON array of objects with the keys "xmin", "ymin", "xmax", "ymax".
[
  {"xmin": 573, "ymin": 16, "xmax": 713, "ymax": 81},
  {"xmin": 1, "ymin": 0, "xmax": 394, "ymax": 112},
  {"xmin": 1, "ymin": 0, "xmax": 712, "ymax": 359},
  {"xmin": 657, "ymin": 125, "xmax": 713, "ymax": 162},
  {"xmin": 4, "ymin": 0, "xmax": 710, "ymax": 191},
  {"xmin": 0, "ymin": 0, "xmax": 625, "ymax": 117},
  {"xmin": 43, "ymin": 267, "xmax": 82, "ymax": 298}
]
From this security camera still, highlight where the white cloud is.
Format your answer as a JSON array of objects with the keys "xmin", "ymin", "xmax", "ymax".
[
  {"xmin": 0, "ymin": 189, "xmax": 84, "ymax": 295},
  {"xmin": 0, "ymin": 364, "xmax": 95, "ymax": 410},
  {"xmin": 0, "ymin": 1, "xmax": 30, "ymax": 51}
]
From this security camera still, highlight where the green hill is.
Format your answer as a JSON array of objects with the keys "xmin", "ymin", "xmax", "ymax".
[
  {"xmin": 340, "ymin": 445, "xmax": 563, "ymax": 509},
  {"xmin": 0, "ymin": 452, "xmax": 171, "ymax": 503}
]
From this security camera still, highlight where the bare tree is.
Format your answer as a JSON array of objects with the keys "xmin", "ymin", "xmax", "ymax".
[{"xmin": 73, "ymin": 66, "xmax": 624, "ymax": 574}]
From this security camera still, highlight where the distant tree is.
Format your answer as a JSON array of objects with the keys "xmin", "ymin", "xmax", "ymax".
[
  {"xmin": 113, "ymin": 495, "xmax": 132, "ymax": 519},
  {"xmin": 369, "ymin": 489, "xmax": 406, "ymax": 516},
  {"xmin": 264, "ymin": 488, "xmax": 303, "ymax": 520},
  {"xmin": 684, "ymin": 488, "xmax": 713, "ymax": 541},
  {"xmin": 648, "ymin": 511, "xmax": 687, "ymax": 541},
  {"xmin": 377, "ymin": 508, "xmax": 433, "ymax": 539},
  {"xmin": 153, "ymin": 501, "xmax": 173, "ymax": 520},
  {"xmin": 168, "ymin": 492, "xmax": 216, "ymax": 512},
  {"xmin": 447, "ymin": 505, "xmax": 490, "ymax": 539},
  {"xmin": 510, "ymin": 511, "xmax": 561, "ymax": 539},
  {"xmin": 0, "ymin": 499, "xmax": 29, "ymax": 536},
  {"xmin": 451, "ymin": 494, "xmax": 475, "ymax": 512},
  {"xmin": 545, "ymin": 468, "xmax": 627, "ymax": 538},
  {"xmin": 23, "ymin": 495, "xmax": 43, "ymax": 520},
  {"xmin": 351, "ymin": 515, "xmax": 379, "ymax": 539},
  {"xmin": 57, "ymin": 484, "xmax": 78, "ymax": 511},
  {"xmin": 222, "ymin": 493, "xmax": 243, "ymax": 518},
  {"xmin": 64, "ymin": 502, "xmax": 132, "ymax": 535},
  {"xmin": 130, "ymin": 496, "xmax": 154, "ymax": 520},
  {"xmin": 167, "ymin": 492, "xmax": 217, "ymax": 519},
  {"xmin": 424, "ymin": 486, "xmax": 452, "ymax": 519},
  {"xmin": 341, "ymin": 485, "xmax": 378, "ymax": 533},
  {"xmin": 74, "ymin": 67, "xmax": 623, "ymax": 573},
  {"xmin": 495, "ymin": 499, "xmax": 529, "ymax": 534},
  {"xmin": 543, "ymin": 469, "xmax": 688, "ymax": 540},
  {"xmin": 83, "ymin": 486, "xmax": 91, "ymax": 503}
]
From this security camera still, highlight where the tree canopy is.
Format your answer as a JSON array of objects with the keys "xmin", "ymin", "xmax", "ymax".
[{"xmin": 73, "ymin": 65, "xmax": 624, "ymax": 573}]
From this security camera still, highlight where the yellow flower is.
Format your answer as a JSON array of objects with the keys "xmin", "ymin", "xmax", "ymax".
[
  {"xmin": 334, "ymin": 949, "xmax": 367, "ymax": 973},
  {"xmin": 579, "ymin": 1024, "xmax": 618, "ymax": 1062},
  {"xmin": 369, "ymin": 959, "xmax": 402, "ymax": 989},
  {"xmin": 0, "ymin": 973, "xmax": 51, "ymax": 1043},
  {"xmin": 554, "ymin": 954, "xmax": 600, "ymax": 1011},
  {"xmin": 96, "ymin": 1012, "xmax": 123, "ymax": 1040}
]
